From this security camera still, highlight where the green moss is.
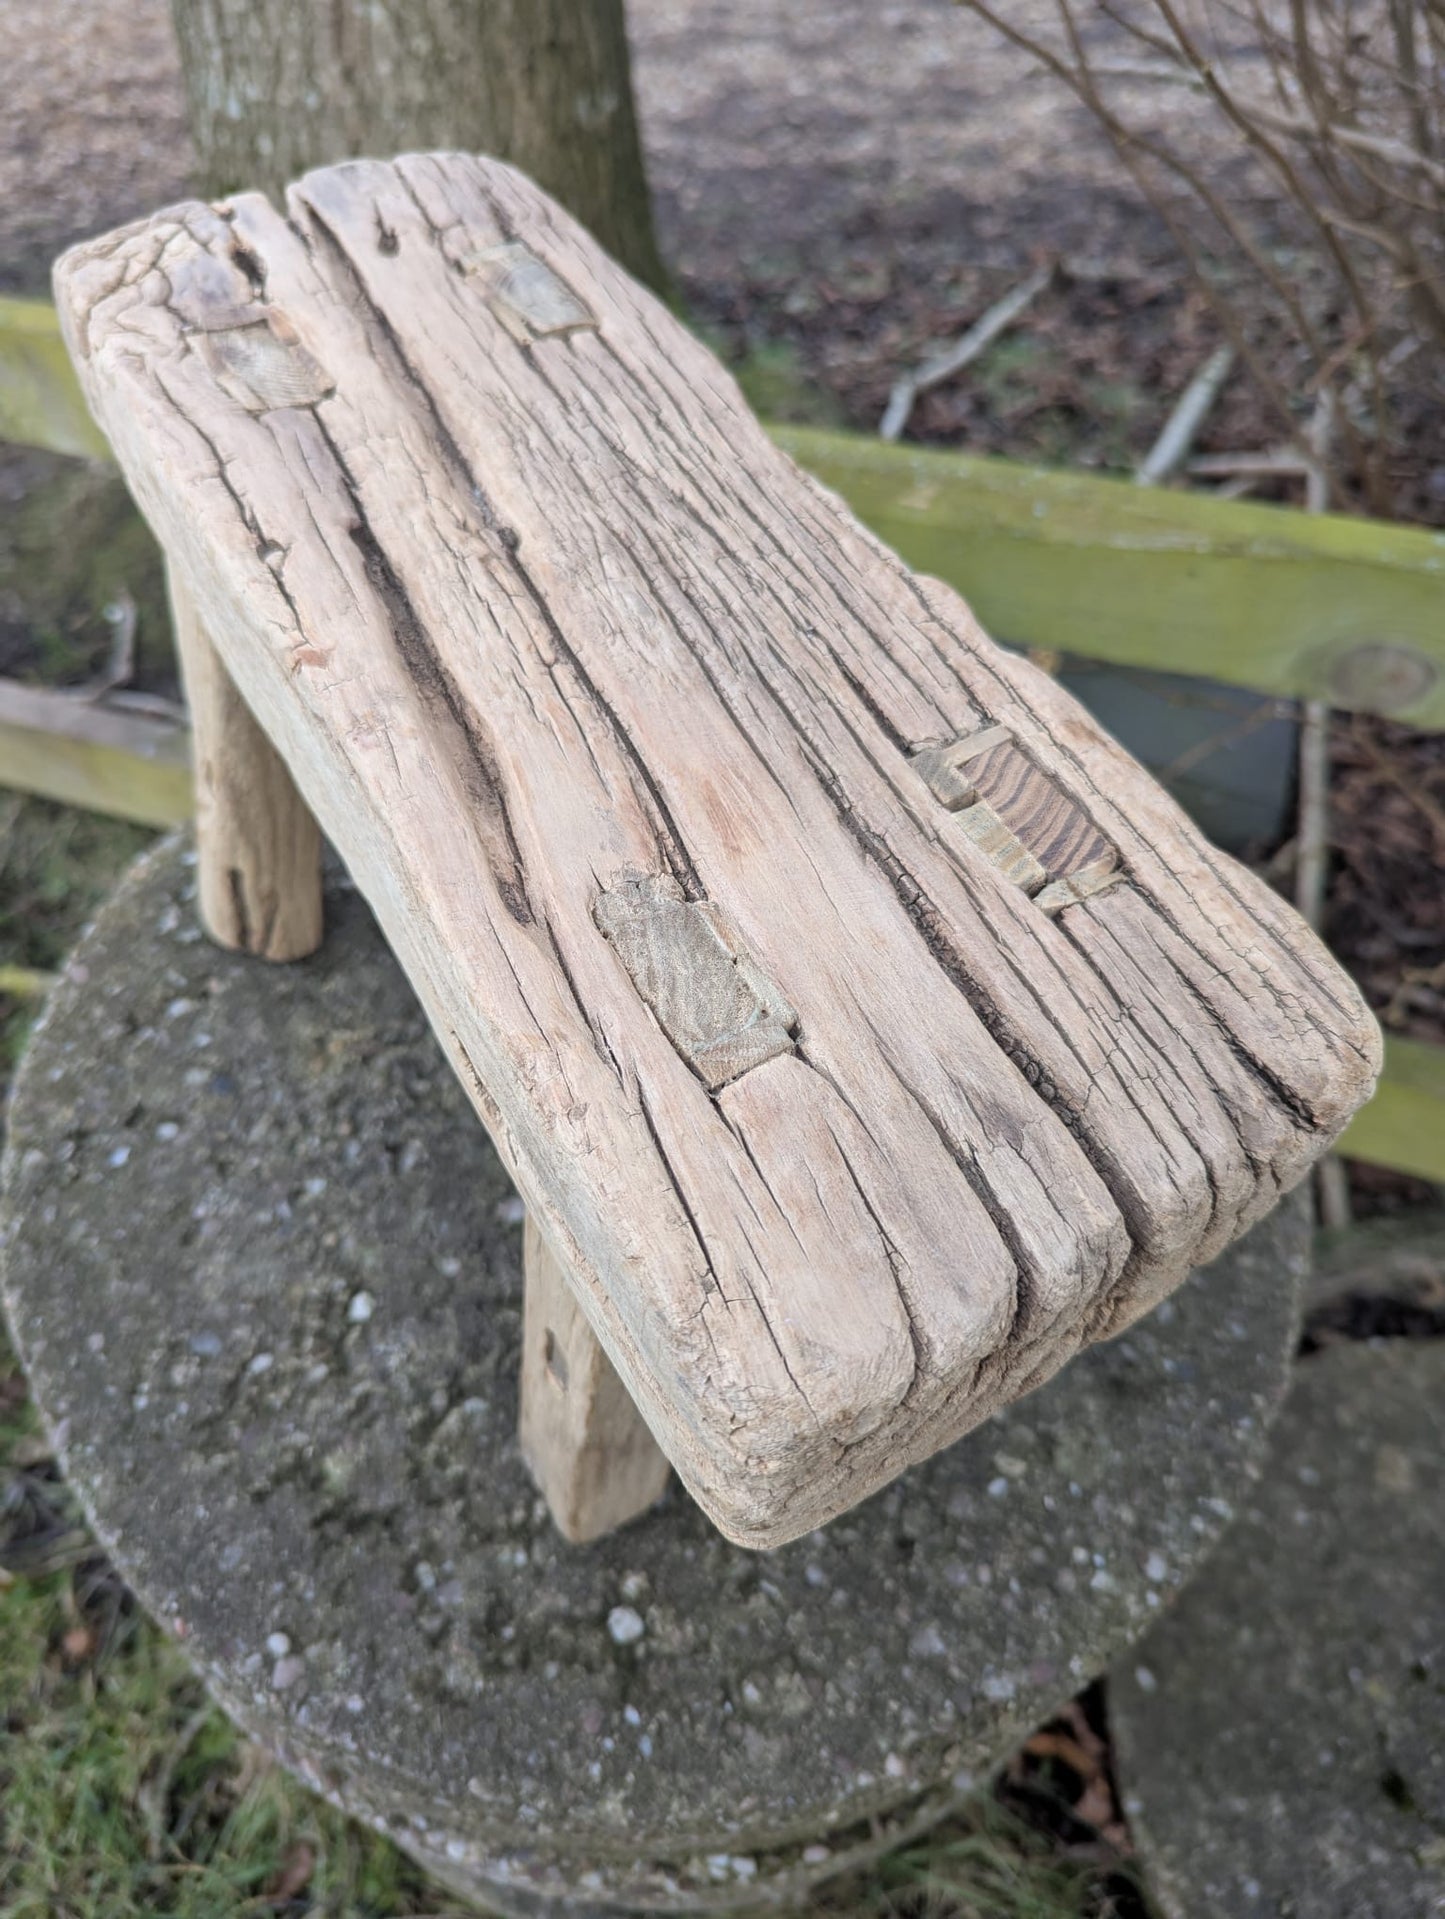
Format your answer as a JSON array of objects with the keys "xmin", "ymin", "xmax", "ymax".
[
  {"xmin": 0, "ymin": 793, "xmax": 156, "ymax": 1074},
  {"xmin": 817, "ymin": 1805, "xmax": 1143, "ymax": 1916},
  {"xmin": 731, "ymin": 342, "xmax": 847, "ymax": 428},
  {"xmin": 686, "ymin": 319, "xmax": 845, "ymax": 430},
  {"xmin": 0, "ymin": 797, "xmax": 152, "ymax": 967}
]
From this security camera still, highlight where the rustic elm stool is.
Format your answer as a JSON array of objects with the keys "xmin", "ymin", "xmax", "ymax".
[{"xmin": 52, "ymin": 152, "xmax": 1378, "ymax": 1560}]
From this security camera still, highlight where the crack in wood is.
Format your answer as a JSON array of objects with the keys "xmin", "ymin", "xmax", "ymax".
[{"xmin": 297, "ymin": 196, "xmax": 701, "ymax": 900}]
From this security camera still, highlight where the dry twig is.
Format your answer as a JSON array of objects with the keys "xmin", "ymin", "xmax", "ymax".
[
  {"xmin": 880, "ymin": 262, "xmax": 1055, "ymax": 440},
  {"xmin": 1135, "ymin": 343, "xmax": 1237, "ymax": 483},
  {"xmin": 953, "ymin": 0, "xmax": 1445, "ymax": 510}
]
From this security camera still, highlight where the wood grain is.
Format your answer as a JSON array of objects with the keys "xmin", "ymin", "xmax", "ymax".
[
  {"xmin": 169, "ymin": 573, "xmax": 322, "ymax": 961},
  {"xmin": 54, "ymin": 156, "xmax": 1381, "ymax": 1546},
  {"xmin": 519, "ymin": 1214, "xmax": 671, "ymax": 1543}
]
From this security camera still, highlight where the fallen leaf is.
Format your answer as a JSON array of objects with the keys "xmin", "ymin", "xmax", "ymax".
[
  {"xmin": 1024, "ymin": 1729, "xmax": 1100, "ymax": 1780},
  {"xmin": 1075, "ymin": 1773, "xmax": 1117, "ymax": 1831},
  {"xmin": 264, "ymin": 1840, "xmax": 316, "ymax": 1906}
]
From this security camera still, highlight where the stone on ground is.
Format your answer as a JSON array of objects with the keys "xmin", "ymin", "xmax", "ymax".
[
  {"xmin": 1113, "ymin": 1338, "xmax": 1445, "ymax": 1919},
  {"xmin": 2, "ymin": 839, "xmax": 1310, "ymax": 1914}
]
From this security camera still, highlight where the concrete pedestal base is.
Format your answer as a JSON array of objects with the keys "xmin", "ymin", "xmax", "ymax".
[{"xmin": 1, "ymin": 841, "xmax": 1309, "ymax": 1914}]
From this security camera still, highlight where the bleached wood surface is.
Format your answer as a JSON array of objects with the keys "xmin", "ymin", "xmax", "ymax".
[
  {"xmin": 169, "ymin": 575, "xmax": 323, "ymax": 961},
  {"xmin": 520, "ymin": 1215, "xmax": 672, "ymax": 1543},
  {"xmin": 55, "ymin": 155, "xmax": 1380, "ymax": 1547}
]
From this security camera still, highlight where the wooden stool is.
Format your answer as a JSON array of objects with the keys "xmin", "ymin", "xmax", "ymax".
[{"xmin": 55, "ymin": 154, "xmax": 1380, "ymax": 1551}]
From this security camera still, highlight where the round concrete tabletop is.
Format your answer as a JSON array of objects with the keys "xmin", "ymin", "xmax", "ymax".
[{"xmin": 1, "ymin": 840, "xmax": 1310, "ymax": 1914}]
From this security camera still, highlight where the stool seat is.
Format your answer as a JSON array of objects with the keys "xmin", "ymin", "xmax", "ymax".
[{"xmin": 54, "ymin": 154, "xmax": 1380, "ymax": 1547}]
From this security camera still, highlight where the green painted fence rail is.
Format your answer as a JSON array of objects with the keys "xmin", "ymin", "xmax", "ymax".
[
  {"xmin": 0, "ymin": 680, "xmax": 192, "ymax": 828},
  {"xmin": 1337, "ymin": 1036, "xmax": 1445, "ymax": 1186},
  {"xmin": 2, "ymin": 296, "xmax": 1442, "ymax": 1182},
  {"xmin": 774, "ymin": 427, "xmax": 1445, "ymax": 731},
  {"xmin": 0, "ymin": 295, "xmax": 111, "ymax": 462}
]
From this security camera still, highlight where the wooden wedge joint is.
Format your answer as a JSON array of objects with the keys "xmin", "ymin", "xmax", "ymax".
[
  {"xmin": 460, "ymin": 241, "xmax": 598, "ymax": 344},
  {"xmin": 167, "ymin": 246, "xmax": 335, "ymax": 415},
  {"xmin": 594, "ymin": 874, "xmax": 799, "ymax": 1091},
  {"xmin": 911, "ymin": 725, "xmax": 1124, "ymax": 913}
]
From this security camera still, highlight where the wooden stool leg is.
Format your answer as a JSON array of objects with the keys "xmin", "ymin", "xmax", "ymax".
[
  {"xmin": 520, "ymin": 1215, "xmax": 671, "ymax": 1543},
  {"xmin": 170, "ymin": 573, "xmax": 323, "ymax": 961}
]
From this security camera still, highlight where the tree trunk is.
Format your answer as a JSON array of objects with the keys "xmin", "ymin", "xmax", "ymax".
[{"xmin": 169, "ymin": 0, "xmax": 666, "ymax": 292}]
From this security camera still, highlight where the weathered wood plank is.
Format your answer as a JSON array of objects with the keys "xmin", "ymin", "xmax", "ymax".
[
  {"xmin": 52, "ymin": 158, "xmax": 1380, "ymax": 1547},
  {"xmin": 0, "ymin": 688, "xmax": 1423, "ymax": 1195}
]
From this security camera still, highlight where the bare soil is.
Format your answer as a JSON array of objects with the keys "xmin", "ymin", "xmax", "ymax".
[
  {"xmin": 1, "ymin": 0, "xmax": 1223, "ymax": 294},
  {"xmin": 0, "ymin": 0, "xmax": 1267, "ymax": 464}
]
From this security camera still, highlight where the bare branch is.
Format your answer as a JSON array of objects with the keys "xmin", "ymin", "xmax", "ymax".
[{"xmin": 951, "ymin": 0, "xmax": 1445, "ymax": 513}]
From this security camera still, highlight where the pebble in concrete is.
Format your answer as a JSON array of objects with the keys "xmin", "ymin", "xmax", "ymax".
[
  {"xmin": 1113, "ymin": 1339, "xmax": 1445, "ymax": 1919},
  {"xmin": 1, "ymin": 840, "xmax": 1310, "ymax": 1914}
]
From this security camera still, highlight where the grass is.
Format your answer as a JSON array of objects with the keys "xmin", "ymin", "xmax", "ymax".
[
  {"xmin": 0, "ymin": 793, "xmax": 154, "ymax": 1074},
  {"xmin": 0, "ymin": 1353, "xmax": 1148, "ymax": 1918},
  {"xmin": 0, "ymin": 755, "xmax": 1148, "ymax": 1917},
  {"xmin": 730, "ymin": 340, "xmax": 848, "ymax": 430},
  {"xmin": 689, "ymin": 328, "xmax": 849, "ymax": 430},
  {"xmin": 816, "ymin": 1808, "xmax": 1140, "ymax": 1919},
  {"xmin": 0, "ymin": 1335, "xmax": 461, "ymax": 1916},
  {"xmin": 0, "ymin": 447, "xmax": 173, "ymax": 694}
]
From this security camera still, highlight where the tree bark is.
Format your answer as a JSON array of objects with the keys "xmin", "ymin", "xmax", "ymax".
[{"xmin": 169, "ymin": 0, "xmax": 666, "ymax": 292}]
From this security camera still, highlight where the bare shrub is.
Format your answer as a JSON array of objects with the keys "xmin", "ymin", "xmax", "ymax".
[{"xmin": 953, "ymin": 1, "xmax": 1445, "ymax": 513}]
